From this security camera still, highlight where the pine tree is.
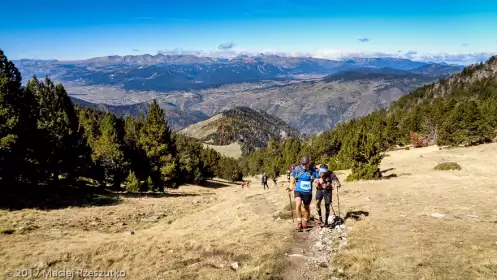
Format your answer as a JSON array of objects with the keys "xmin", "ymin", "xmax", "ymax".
[
  {"xmin": 346, "ymin": 126, "xmax": 383, "ymax": 181},
  {"xmin": 139, "ymin": 100, "xmax": 179, "ymax": 190},
  {"xmin": 201, "ymin": 147, "xmax": 220, "ymax": 179},
  {"xmin": 76, "ymin": 107, "xmax": 103, "ymax": 181},
  {"xmin": 176, "ymin": 135, "xmax": 206, "ymax": 184},
  {"xmin": 0, "ymin": 50, "xmax": 38, "ymax": 184},
  {"xmin": 26, "ymin": 77, "xmax": 80, "ymax": 182},
  {"xmin": 123, "ymin": 115, "xmax": 149, "ymax": 181},
  {"xmin": 92, "ymin": 113, "xmax": 127, "ymax": 188},
  {"xmin": 146, "ymin": 176, "xmax": 154, "ymax": 191},
  {"xmin": 125, "ymin": 171, "xmax": 140, "ymax": 193}
]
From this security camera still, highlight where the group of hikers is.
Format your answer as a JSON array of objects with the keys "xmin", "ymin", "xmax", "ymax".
[
  {"xmin": 257, "ymin": 156, "xmax": 342, "ymax": 230},
  {"xmin": 287, "ymin": 156, "xmax": 341, "ymax": 230}
]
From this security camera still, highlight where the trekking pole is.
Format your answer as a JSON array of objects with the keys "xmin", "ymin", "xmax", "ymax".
[
  {"xmin": 336, "ymin": 185, "xmax": 341, "ymax": 218},
  {"xmin": 288, "ymin": 191, "xmax": 294, "ymax": 222}
]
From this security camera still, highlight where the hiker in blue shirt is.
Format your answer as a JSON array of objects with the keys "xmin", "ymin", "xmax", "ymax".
[{"xmin": 288, "ymin": 156, "xmax": 319, "ymax": 231}]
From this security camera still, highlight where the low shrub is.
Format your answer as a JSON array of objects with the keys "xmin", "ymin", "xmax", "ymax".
[
  {"xmin": 434, "ymin": 162, "xmax": 462, "ymax": 171},
  {"xmin": 410, "ymin": 131, "xmax": 429, "ymax": 148}
]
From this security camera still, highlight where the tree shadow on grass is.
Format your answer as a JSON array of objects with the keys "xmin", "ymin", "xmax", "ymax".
[
  {"xmin": 0, "ymin": 181, "xmax": 120, "ymax": 210},
  {"xmin": 380, "ymin": 168, "xmax": 396, "ymax": 174},
  {"xmin": 199, "ymin": 179, "xmax": 234, "ymax": 189},
  {"xmin": 0, "ymin": 180, "xmax": 201, "ymax": 210},
  {"xmin": 117, "ymin": 192, "xmax": 201, "ymax": 198},
  {"xmin": 380, "ymin": 168, "xmax": 398, "ymax": 180}
]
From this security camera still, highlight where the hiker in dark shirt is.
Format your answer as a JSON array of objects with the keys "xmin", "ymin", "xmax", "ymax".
[
  {"xmin": 315, "ymin": 164, "xmax": 341, "ymax": 227},
  {"xmin": 261, "ymin": 173, "xmax": 269, "ymax": 190}
]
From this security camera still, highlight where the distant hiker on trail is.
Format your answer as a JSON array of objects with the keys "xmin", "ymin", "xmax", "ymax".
[
  {"xmin": 315, "ymin": 164, "xmax": 341, "ymax": 227},
  {"xmin": 287, "ymin": 156, "xmax": 319, "ymax": 231},
  {"xmin": 241, "ymin": 181, "xmax": 250, "ymax": 190},
  {"xmin": 261, "ymin": 173, "xmax": 269, "ymax": 190},
  {"xmin": 272, "ymin": 169, "xmax": 279, "ymax": 187},
  {"xmin": 287, "ymin": 165, "xmax": 294, "ymax": 182}
]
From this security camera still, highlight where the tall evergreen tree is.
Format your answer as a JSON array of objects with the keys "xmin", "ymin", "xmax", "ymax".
[
  {"xmin": 92, "ymin": 113, "xmax": 127, "ymax": 188},
  {"xmin": 0, "ymin": 50, "xmax": 38, "ymax": 184},
  {"xmin": 123, "ymin": 115, "xmax": 149, "ymax": 181},
  {"xmin": 345, "ymin": 126, "xmax": 383, "ymax": 181},
  {"xmin": 201, "ymin": 147, "xmax": 220, "ymax": 179},
  {"xmin": 27, "ymin": 77, "xmax": 80, "ymax": 182},
  {"xmin": 176, "ymin": 135, "xmax": 206, "ymax": 184},
  {"xmin": 139, "ymin": 100, "xmax": 179, "ymax": 190}
]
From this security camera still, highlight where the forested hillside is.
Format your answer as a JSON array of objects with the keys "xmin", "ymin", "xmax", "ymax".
[
  {"xmin": 70, "ymin": 97, "xmax": 208, "ymax": 132},
  {"xmin": 180, "ymin": 106, "xmax": 300, "ymax": 155},
  {"xmin": 0, "ymin": 50, "xmax": 243, "ymax": 195},
  {"xmin": 239, "ymin": 56, "xmax": 497, "ymax": 181}
]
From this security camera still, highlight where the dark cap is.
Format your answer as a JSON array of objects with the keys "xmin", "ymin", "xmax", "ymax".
[{"xmin": 300, "ymin": 156, "xmax": 309, "ymax": 164}]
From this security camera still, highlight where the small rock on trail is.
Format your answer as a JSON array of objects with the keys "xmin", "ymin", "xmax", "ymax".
[
  {"xmin": 430, "ymin": 212, "xmax": 446, "ymax": 219},
  {"xmin": 230, "ymin": 262, "xmax": 240, "ymax": 270}
]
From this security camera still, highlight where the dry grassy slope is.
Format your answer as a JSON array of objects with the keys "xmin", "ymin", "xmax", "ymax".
[
  {"xmin": 203, "ymin": 143, "xmax": 243, "ymax": 159},
  {"xmin": 1, "ymin": 143, "xmax": 497, "ymax": 280},
  {"xmin": 332, "ymin": 143, "xmax": 497, "ymax": 280},
  {"xmin": 0, "ymin": 179, "xmax": 295, "ymax": 280},
  {"xmin": 179, "ymin": 114, "xmax": 224, "ymax": 140},
  {"xmin": 180, "ymin": 114, "xmax": 244, "ymax": 158}
]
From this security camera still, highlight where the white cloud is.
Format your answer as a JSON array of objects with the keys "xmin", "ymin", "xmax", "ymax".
[{"xmin": 218, "ymin": 43, "xmax": 235, "ymax": 50}]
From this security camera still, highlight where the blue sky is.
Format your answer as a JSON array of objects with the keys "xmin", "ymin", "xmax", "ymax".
[{"xmin": 1, "ymin": 0, "xmax": 496, "ymax": 64}]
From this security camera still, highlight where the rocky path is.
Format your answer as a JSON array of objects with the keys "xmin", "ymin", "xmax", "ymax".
[{"xmin": 281, "ymin": 220, "xmax": 349, "ymax": 280}]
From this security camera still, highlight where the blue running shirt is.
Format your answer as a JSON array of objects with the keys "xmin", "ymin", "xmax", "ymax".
[{"xmin": 291, "ymin": 165, "xmax": 319, "ymax": 193}]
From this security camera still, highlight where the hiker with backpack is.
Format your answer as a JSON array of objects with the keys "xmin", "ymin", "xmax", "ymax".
[
  {"xmin": 287, "ymin": 156, "xmax": 319, "ymax": 231},
  {"xmin": 261, "ymin": 172, "xmax": 269, "ymax": 190},
  {"xmin": 315, "ymin": 164, "xmax": 341, "ymax": 227}
]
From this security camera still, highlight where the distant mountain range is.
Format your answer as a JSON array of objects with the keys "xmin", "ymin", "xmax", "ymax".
[
  {"xmin": 14, "ymin": 54, "xmax": 465, "ymax": 134},
  {"xmin": 14, "ymin": 54, "xmax": 463, "ymax": 91}
]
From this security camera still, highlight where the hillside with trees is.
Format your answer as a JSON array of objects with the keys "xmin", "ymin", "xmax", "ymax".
[
  {"xmin": 70, "ymin": 97, "xmax": 208, "ymax": 132},
  {"xmin": 0, "ymin": 50, "xmax": 242, "ymax": 199},
  {"xmin": 180, "ymin": 106, "xmax": 300, "ymax": 155},
  {"xmin": 239, "ymin": 55, "xmax": 497, "ymax": 181}
]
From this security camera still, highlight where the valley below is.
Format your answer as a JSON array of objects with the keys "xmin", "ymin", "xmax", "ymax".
[
  {"xmin": 16, "ymin": 55, "xmax": 462, "ymax": 134},
  {"xmin": 65, "ymin": 74, "xmax": 434, "ymax": 134}
]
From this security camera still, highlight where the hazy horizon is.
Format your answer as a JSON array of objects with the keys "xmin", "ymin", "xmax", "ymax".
[{"xmin": 2, "ymin": 0, "xmax": 496, "ymax": 64}]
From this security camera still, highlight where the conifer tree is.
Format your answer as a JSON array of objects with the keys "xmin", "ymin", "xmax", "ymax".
[
  {"xmin": 201, "ymin": 147, "xmax": 220, "ymax": 179},
  {"xmin": 92, "ymin": 113, "xmax": 127, "ymax": 187},
  {"xmin": 0, "ymin": 50, "xmax": 38, "ymax": 184},
  {"xmin": 139, "ymin": 100, "xmax": 179, "ymax": 190},
  {"xmin": 346, "ymin": 126, "xmax": 383, "ymax": 181},
  {"xmin": 123, "ymin": 115, "xmax": 149, "ymax": 181},
  {"xmin": 176, "ymin": 135, "xmax": 206, "ymax": 184},
  {"xmin": 125, "ymin": 171, "xmax": 140, "ymax": 193},
  {"xmin": 26, "ymin": 77, "xmax": 80, "ymax": 182}
]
